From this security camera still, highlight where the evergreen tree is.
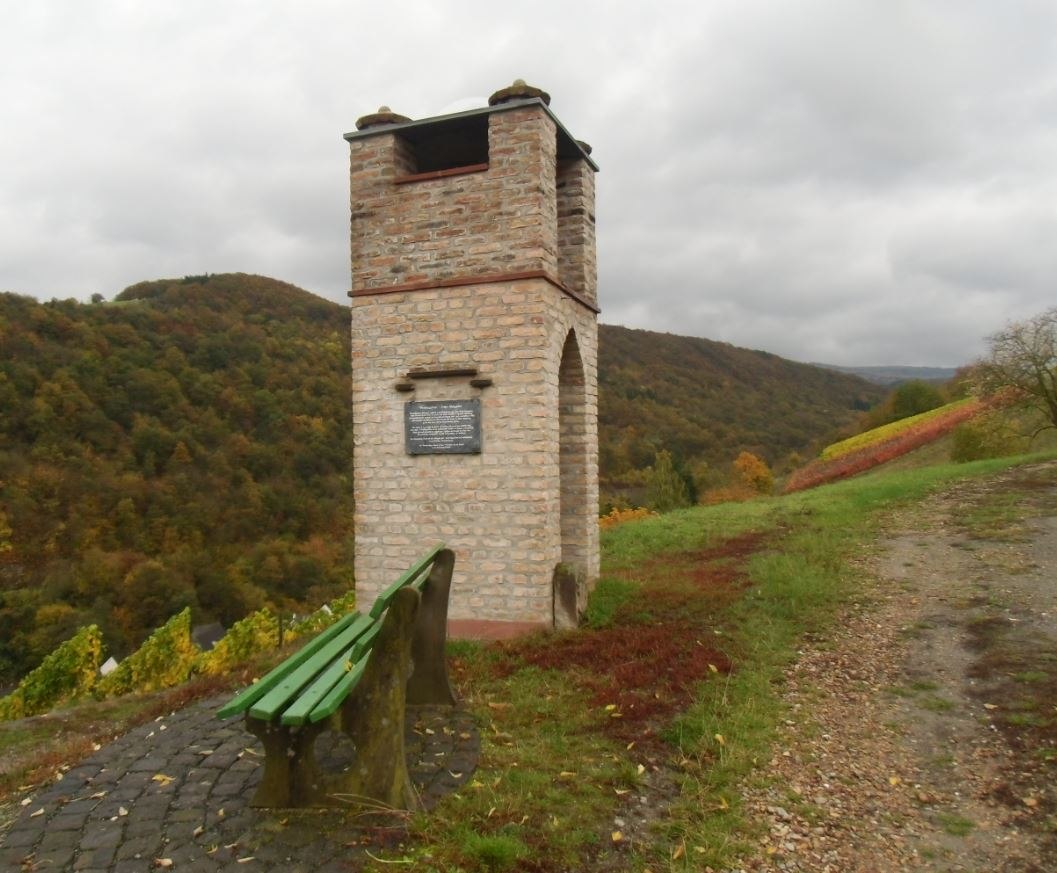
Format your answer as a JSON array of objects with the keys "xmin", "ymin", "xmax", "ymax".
[{"xmin": 646, "ymin": 450, "xmax": 690, "ymax": 513}]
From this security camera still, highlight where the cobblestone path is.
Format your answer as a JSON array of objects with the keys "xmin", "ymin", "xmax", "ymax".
[{"xmin": 0, "ymin": 697, "xmax": 479, "ymax": 872}]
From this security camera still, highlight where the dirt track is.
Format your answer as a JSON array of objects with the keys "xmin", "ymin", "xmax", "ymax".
[{"xmin": 738, "ymin": 460, "xmax": 1057, "ymax": 872}]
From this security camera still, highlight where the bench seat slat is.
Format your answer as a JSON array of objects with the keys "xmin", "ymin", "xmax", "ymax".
[
  {"xmin": 308, "ymin": 656, "xmax": 368, "ymax": 723},
  {"xmin": 248, "ymin": 614, "xmax": 374, "ymax": 721},
  {"xmin": 350, "ymin": 621, "xmax": 382, "ymax": 662},
  {"xmin": 216, "ymin": 611, "xmax": 365, "ymax": 719},
  {"xmin": 279, "ymin": 645, "xmax": 359, "ymax": 726},
  {"xmin": 368, "ymin": 544, "xmax": 445, "ymax": 619}
]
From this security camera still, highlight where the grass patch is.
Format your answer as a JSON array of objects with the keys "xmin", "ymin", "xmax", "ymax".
[
  {"xmin": 1013, "ymin": 671, "xmax": 1049, "ymax": 684},
  {"xmin": 1008, "ymin": 712, "xmax": 1049, "ymax": 728},
  {"xmin": 583, "ymin": 576, "xmax": 638, "ymax": 628},
  {"xmin": 928, "ymin": 752, "xmax": 955, "ymax": 768},
  {"xmin": 937, "ymin": 811, "xmax": 975, "ymax": 836},
  {"xmin": 953, "ymin": 489, "xmax": 1035, "ymax": 541},
  {"xmin": 458, "ymin": 831, "xmax": 528, "ymax": 871}
]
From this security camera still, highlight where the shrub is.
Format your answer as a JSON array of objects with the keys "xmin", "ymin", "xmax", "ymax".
[
  {"xmin": 195, "ymin": 608, "xmax": 278, "ymax": 675},
  {"xmin": 890, "ymin": 380, "xmax": 945, "ymax": 419},
  {"xmin": 733, "ymin": 451, "xmax": 773, "ymax": 494},
  {"xmin": 950, "ymin": 421, "xmax": 1000, "ymax": 463},
  {"xmin": 285, "ymin": 590, "xmax": 358, "ymax": 641},
  {"xmin": 96, "ymin": 608, "xmax": 199, "ymax": 697},
  {"xmin": 0, "ymin": 625, "xmax": 104, "ymax": 721},
  {"xmin": 950, "ymin": 409, "xmax": 1034, "ymax": 463},
  {"xmin": 599, "ymin": 506, "xmax": 658, "ymax": 530}
]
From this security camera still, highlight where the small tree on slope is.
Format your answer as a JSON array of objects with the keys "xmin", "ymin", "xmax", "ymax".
[
  {"xmin": 647, "ymin": 450, "xmax": 690, "ymax": 513},
  {"xmin": 975, "ymin": 307, "xmax": 1057, "ymax": 435}
]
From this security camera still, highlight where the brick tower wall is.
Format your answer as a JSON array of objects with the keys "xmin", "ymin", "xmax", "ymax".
[
  {"xmin": 348, "ymin": 98, "xmax": 598, "ymax": 630},
  {"xmin": 348, "ymin": 108, "xmax": 559, "ymax": 291}
]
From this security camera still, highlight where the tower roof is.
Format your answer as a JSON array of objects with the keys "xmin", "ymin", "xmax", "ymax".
[{"xmin": 343, "ymin": 97, "xmax": 598, "ymax": 172}]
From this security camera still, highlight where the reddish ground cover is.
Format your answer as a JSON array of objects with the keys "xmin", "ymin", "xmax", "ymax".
[{"xmin": 495, "ymin": 531, "xmax": 769, "ymax": 751}]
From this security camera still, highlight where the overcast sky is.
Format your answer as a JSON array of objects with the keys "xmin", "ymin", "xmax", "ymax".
[{"xmin": 3, "ymin": 1, "xmax": 1055, "ymax": 366}]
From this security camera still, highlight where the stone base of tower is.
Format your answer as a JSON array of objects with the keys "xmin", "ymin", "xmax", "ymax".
[
  {"xmin": 447, "ymin": 618, "xmax": 550, "ymax": 641},
  {"xmin": 351, "ymin": 277, "xmax": 599, "ymax": 629}
]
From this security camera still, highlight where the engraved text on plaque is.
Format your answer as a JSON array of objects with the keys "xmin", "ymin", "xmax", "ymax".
[{"xmin": 405, "ymin": 399, "xmax": 482, "ymax": 455}]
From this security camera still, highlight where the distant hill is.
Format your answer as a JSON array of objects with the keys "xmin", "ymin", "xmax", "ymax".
[
  {"xmin": 0, "ymin": 275, "xmax": 883, "ymax": 682},
  {"xmin": 812, "ymin": 364, "xmax": 959, "ymax": 386},
  {"xmin": 599, "ymin": 326, "xmax": 885, "ymax": 495}
]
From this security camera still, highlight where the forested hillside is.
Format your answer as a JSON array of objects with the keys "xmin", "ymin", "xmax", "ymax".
[
  {"xmin": 598, "ymin": 325, "xmax": 884, "ymax": 499},
  {"xmin": 0, "ymin": 275, "xmax": 883, "ymax": 683},
  {"xmin": 0, "ymin": 275, "xmax": 353, "ymax": 682}
]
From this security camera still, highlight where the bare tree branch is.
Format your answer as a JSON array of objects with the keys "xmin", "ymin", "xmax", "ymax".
[{"xmin": 974, "ymin": 306, "xmax": 1057, "ymax": 433}]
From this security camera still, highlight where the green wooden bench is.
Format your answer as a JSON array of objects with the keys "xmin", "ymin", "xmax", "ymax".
[{"xmin": 216, "ymin": 545, "xmax": 456, "ymax": 809}]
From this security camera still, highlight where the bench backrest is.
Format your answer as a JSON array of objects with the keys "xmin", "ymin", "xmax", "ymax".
[{"xmin": 217, "ymin": 543, "xmax": 448, "ymax": 726}]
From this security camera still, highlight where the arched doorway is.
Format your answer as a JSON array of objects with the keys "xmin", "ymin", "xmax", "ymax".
[{"xmin": 558, "ymin": 329, "xmax": 589, "ymax": 581}]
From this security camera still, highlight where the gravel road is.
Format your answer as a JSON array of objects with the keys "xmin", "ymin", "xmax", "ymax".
[{"xmin": 736, "ymin": 460, "xmax": 1057, "ymax": 873}]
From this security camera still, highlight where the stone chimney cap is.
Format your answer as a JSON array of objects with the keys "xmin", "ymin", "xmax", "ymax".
[
  {"xmin": 355, "ymin": 106, "xmax": 413, "ymax": 130},
  {"xmin": 488, "ymin": 79, "xmax": 551, "ymax": 106}
]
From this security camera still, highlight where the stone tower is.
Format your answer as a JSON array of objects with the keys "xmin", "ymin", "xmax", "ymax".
[{"xmin": 345, "ymin": 81, "xmax": 598, "ymax": 637}]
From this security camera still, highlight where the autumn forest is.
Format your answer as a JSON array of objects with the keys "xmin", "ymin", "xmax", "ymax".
[{"xmin": 0, "ymin": 274, "xmax": 882, "ymax": 683}]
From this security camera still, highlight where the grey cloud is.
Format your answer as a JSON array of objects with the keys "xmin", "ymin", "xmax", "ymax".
[{"xmin": 3, "ymin": 1, "xmax": 1057, "ymax": 366}]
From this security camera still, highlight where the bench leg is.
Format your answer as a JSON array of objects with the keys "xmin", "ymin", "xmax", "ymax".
[
  {"xmin": 244, "ymin": 587, "xmax": 424, "ymax": 810},
  {"xmin": 407, "ymin": 547, "xmax": 457, "ymax": 706},
  {"xmin": 245, "ymin": 718, "xmax": 303, "ymax": 808},
  {"xmin": 336, "ymin": 585, "xmax": 422, "ymax": 810}
]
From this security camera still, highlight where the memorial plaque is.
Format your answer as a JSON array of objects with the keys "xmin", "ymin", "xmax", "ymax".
[{"xmin": 405, "ymin": 399, "xmax": 482, "ymax": 455}]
